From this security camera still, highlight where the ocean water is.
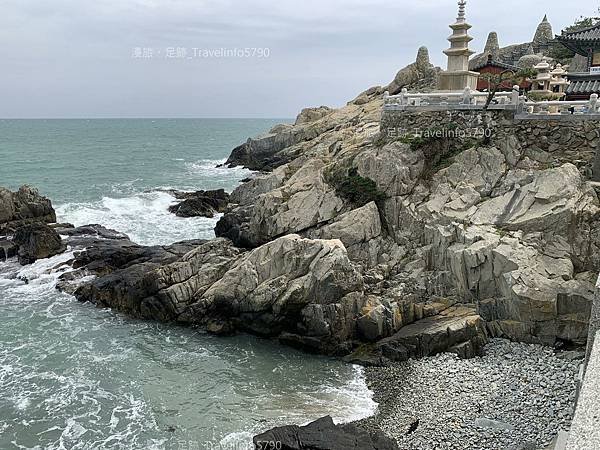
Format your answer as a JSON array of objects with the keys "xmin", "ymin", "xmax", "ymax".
[{"xmin": 0, "ymin": 120, "xmax": 377, "ymax": 450}]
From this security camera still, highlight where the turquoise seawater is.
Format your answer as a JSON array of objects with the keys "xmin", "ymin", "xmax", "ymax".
[{"xmin": 0, "ymin": 120, "xmax": 376, "ymax": 450}]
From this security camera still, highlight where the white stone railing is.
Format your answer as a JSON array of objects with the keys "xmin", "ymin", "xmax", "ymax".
[
  {"xmin": 383, "ymin": 86, "xmax": 600, "ymax": 117},
  {"xmin": 522, "ymin": 96, "xmax": 599, "ymax": 116},
  {"xmin": 383, "ymin": 86, "xmax": 520, "ymax": 109}
]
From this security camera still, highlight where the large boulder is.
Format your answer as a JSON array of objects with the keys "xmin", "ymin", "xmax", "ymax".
[
  {"xmin": 0, "ymin": 186, "xmax": 56, "ymax": 232},
  {"xmin": 243, "ymin": 159, "xmax": 346, "ymax": 247},
  {"xmin": 295, "ymin": 106, "xmax": 333, "ymax": 126},
  {"xmin": 385, "ymin": 46, "xmax": 439, "ymax": 95},
  {"xmin": 180, "ymin": 235, "xmax": 364, "ymax": 337},
  {"xmin": 13, "ymin": 223, "xmax": 66, "ymax": 265},
  {"xmin": 253, "ymin": 416, "xmax": 398, "ymax": 450},
  {"xmin": 168, "ymin": 189, "xmax": 229, "ymax": 218}
]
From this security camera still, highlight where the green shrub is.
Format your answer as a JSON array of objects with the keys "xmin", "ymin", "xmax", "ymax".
[{"xmin": 326, "ymin": 167, "xmax": 387, "ymax": 207}]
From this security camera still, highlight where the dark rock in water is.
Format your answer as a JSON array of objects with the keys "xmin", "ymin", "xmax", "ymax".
[
  {"xmin": 0, "ymin": 185, "xmax": 56, "ymax": 233},
  {"xmin": 59, "ymin": 237, "xmax": 240, "ymax": 321},
  {"xmin": 13, "ymin": 223, "xmax": 66, "ymax": 265},
  {"xmin": 168, "ymin": 189, "xmax": 229, "ymax": 218},
  {"xmin": 58, "ymin": 224, "xmax": 130, "ymax": 242},
  {"xmin": 253, "ymin": 416, "xmax": 399, "ymax": 450}
]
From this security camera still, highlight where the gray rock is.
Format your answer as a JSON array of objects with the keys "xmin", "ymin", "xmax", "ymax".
[
  {"xmin": 254, "ymin": 416, "xmax": 399, "ymax": 450},
  {"xmin": 13, "ymin": 223, "xmax": 66, "ymax": 265},
  {"xmin": 474, "ymin": 418, "xmax": 515, "ymax": 431}
]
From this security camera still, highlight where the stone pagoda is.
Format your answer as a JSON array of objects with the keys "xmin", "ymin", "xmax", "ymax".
[
  {"xmin": 530, "ymin": 57, "xmax": 553, "ymax": 97},
  {"xmin": 437, "ymin": 0, "xmax": 480, "ymax": 91}
]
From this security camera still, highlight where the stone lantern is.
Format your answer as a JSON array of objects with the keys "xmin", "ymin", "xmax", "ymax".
[
  {"xmin": 549, "ymin": 63, "xmax": 570, "ymax": 97},
  {"xmin": 530, "ymin": 57, "xmax": 554, "ymax": 99}
]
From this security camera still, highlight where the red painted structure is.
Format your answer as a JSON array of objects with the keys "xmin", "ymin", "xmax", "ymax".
[{"xmin": 473, "ymin": 56, "xmax": 531, "ymax": 91}]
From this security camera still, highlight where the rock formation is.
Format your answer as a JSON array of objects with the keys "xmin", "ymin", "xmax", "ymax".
[
  {"xmin": 532, "ymin": 14, "xmax": 554, "ymax": 52},
  {"xmin": 484, "ymin": 32, "xmax": 500, "ymax": 59},
  {"xmin": 0, "ymin": 186, "xmax": 64, "ymax": 264},
  {"xmin": 0, "ymin": 186, "xmax": 56, "ymax": 233},
  {"xmin": 470, "ymin": 15, "xmax": 556, "ymax": 70},
  {"xmin": 167, "ymin": 189, "xmax": 229, "ymax": 218},
  {"xmin": 385, "ymin": 47, "xmax": 440, "ymax": 95},
  {"xmin": 253, "ymin": 416, "xmax": 399, "ymax": 450},
  {"xmin": 2, "ymin": 45, "xmax": 598, "ymax": 367},
  {"xmin": 13, "ymin": 223, "xmax": 66, "ymax": 265}
]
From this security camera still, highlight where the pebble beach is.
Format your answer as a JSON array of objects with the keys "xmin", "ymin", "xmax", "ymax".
[{"xmin": 356, "ymin": 339, "xmax": 582, "ymax": 450}]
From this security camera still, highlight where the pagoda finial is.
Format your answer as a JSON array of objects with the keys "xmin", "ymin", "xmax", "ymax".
[{"xmin": 457, "ymin": 0, "xmax": 467, "ymax": 22}]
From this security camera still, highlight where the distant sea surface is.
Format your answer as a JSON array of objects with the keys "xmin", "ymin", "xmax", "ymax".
[{"xmin": 0, "ymin": 119, "xmax": 376, "ymax": 449}]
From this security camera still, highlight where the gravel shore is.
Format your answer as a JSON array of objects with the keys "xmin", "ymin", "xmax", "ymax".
[{"xmin": 355, "ymin": 339, "xmax": 582, "ymax": 450}]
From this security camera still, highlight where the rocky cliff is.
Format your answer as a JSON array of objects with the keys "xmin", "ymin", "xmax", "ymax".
[{"xmin": 4, "ymin": 47, "xmax": 598, "ymax": 366}]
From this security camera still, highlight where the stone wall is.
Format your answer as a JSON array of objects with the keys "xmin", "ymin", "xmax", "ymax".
[
  {"xmin": 381, "ymin": 109, "xmax": 600, "ymax": 176},
  {"xmin": 565, "ymin": 276, "xmax": 600, "ymax": 450}
]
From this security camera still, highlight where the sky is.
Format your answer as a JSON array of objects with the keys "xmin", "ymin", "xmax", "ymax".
[{"xmin": 0, "ymin": 0, "xmax": 598, "ymax": 118}]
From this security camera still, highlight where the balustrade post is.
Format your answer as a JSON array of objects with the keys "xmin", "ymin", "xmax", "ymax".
[
  {"xmin": 511, "ymin": 85, "xmax": 520, "ymax": 105},
  {"xmin": 590, "ymin": 94, "xmax": 599, "ymax": 114},
  {"xmin": 400, "ymin": 88, "xmax": 408, "ymax": 106},
  {"xmin": 462, "ymin": 86, "xmax": 473, "ymax": 105}
]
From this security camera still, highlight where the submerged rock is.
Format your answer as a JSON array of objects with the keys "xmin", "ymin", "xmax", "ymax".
[{"xmin": 253, "ymin": 416, "xmax": 399, "ymax": 450}]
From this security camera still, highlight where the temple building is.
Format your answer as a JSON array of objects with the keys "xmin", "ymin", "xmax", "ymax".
[
  {"xmin": 472, "ymin": 55, "xmax": 531, "ymax": 91},
  {"xmin": 437, "ymin": 0, "xmax": 480, "ymax": 91},
  {"xmin": 556, "ymin": 22, "xmax": 600, "ymax": 100}
]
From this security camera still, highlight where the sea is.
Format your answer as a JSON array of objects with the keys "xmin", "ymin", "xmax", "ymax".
[{"xmin": 0, "ymin": 119, "xmax": 377, "ymax": 450}]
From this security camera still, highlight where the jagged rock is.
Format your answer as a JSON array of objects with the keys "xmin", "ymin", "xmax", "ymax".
[
  {"xmin": 180, "ymin": 235, "xmax": 363, "ymax": 336},
  {"xmin": 385, "ymin": 47, "xmax": 439, "ymax": 95},
  {"xmin": 532, "ymin": 14, "xmax": 553, "ymax": 51},
  {"xmin": 62, "ymin": 237, "xmax": 233, "ymax": 319},
  {"xmin": 295, "ymin": 106, "xmax": 333, "ymax": 125},
  {"xmin": 484, "ymin": 32, "xmax": 500, "ymax": 58},
  {"xmin": 348, "ymin": 306, "xmax": 487, "ymax": 366},
  {"xmin": 168, "ymin": 189, "xmax": 229, "ymax": 218},
  {"xmin": 356, "ymin": 141, "xmax": 424, "ymax": 197},
  {"xmin": 305, "ymin": 202, "xmax": 403, "ymax": 268},
  {"xmin": 60, "ymin": 232, "xmax": 366, "ymax": 355},
  {"xmin": 243, "ymin": 159, "xmax": 346, "ymax": 246},
  {"xmin": 0, "ymin": 186, "xmax": 56, "ymax": 233},
  {"xmin": 225, "ymin": 124, "xmax": 322, "ymax": 171},
  {"xmin": 253, "ymin": 416, "xmax": 399, "ymax": 450},
  {"xmin": 13, "ymin": 223, "xmax": 66, "ymax": 265}
]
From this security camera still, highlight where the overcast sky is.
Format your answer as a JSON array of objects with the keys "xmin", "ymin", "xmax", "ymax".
[{"xmin": 1, "ymin": 0, "xmax": 598, "ymax": 118}]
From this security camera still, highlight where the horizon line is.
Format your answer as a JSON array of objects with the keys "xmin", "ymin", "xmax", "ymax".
[{"xmin": 0, "ymin": 117, "xmax": 294, "ymax": 120}]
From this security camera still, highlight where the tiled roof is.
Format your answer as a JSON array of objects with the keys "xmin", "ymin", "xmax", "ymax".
[
  {"xmin": 471, "ymin": 58, "xmax": 519, "ymax": 71},
  {"xmin": 566, "ymin": 74, "xmax": 600, "ymax": 94},
  {"xmin": 558, "ymin": 23, "xmax": 600, "ymax": 42}
]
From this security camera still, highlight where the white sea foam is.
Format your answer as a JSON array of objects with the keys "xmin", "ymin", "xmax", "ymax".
[
  {"xmin": 219, "ymin": 365, "xmax": 377, "ymax": 449},
  {"xmin": 185, "ymin": 158, "xmax": 253, "ymax": 181},
  {"xmin": 55, "ymin": 191, "xmax": 218, "ymax": 246},
  {"xmin": 1, "ymin": 160, "xmax": 378, "ymax": 449}
]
